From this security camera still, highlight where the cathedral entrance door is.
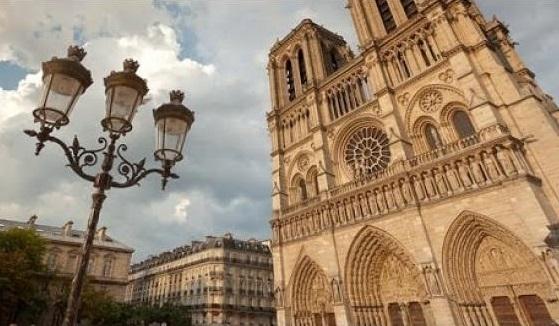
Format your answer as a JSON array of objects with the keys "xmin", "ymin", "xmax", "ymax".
[
  {"xmin": 490, "ymin": 296, "xmax": 521, "ymax": 325},
  {"xmin": 519, "ymin": 295, "xmax": 554, "ymax": 326}
]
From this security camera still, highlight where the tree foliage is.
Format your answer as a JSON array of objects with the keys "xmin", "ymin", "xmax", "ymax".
[{"xmin": 0, "ymin": 227, "xmax": 49, "ymax": 324}]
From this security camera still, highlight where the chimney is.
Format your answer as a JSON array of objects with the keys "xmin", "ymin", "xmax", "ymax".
[
  {"xmin": 27, "ymin": 215, "xmax": 38, "ymax": 225},
  {"xmin": 62, "ymin": 221, "xmax": 73, "ymax": 236},
  {"xmin": 96, "ymin": 226, "xmax": 107, "ymax": 241}
]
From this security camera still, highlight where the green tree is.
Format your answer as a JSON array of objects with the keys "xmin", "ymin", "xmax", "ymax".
[{"xmin": 0, "ymin": 227, "xmax": 49, "ymax": 324}]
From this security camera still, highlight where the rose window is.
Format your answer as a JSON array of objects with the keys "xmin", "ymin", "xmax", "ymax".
[{"xmin": 344, "ymin": 126, "xmax": 390, "ymax": 177}]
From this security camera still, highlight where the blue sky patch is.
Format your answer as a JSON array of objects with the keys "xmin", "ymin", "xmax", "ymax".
[{"xmin": 0, "ymin": 61, "xmax": 31, "ymax": 90}]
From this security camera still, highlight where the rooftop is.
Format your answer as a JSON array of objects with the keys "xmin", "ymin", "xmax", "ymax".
[
  {"xmin": 0, "ymin": 216, "xmax": 133, "ymax": 252},
  {"xmin": 130, "ymin": 233, "xmax": 270, "ymax": 273}
]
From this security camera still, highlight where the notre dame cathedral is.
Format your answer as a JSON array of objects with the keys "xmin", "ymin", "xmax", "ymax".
[{"xmin": 265, "ymin": 0, "xmax": 559, "ymax": 325}]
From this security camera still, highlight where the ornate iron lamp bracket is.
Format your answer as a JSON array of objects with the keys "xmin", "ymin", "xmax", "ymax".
[{"xmin": 24, "ymin": 126, "xmax": 176, "ymax": 190}]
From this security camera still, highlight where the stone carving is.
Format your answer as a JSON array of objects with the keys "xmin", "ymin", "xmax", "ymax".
[
  {"xmin": 398, "ymin": 92, "xmax": 411, "ymax": 106},
  {"xmin": 297, "ymin": 154, "xmax": 310, "ymax": 172},
  {"xmin": 331, "ymin": 277, "xmax": 343, "ymax": 302},
  {"xmin": 543, "ymin": 249, "xmax": 559, "ymax": 283},
  {"xmin": 423, "ymin": 264, "xmax": 442, "ymax": 296},
  {"xmin": 275, "ymin": 286, "xmax": 284, "ymax": 307},
  {"xmin": 419, "ymin": 90, "xmax": 443, "ymax": 113},
  {"xmin": 344, "ymin": 126, "xmax": 391, "ymax": 178},
  {"xmin": 438, "ymin": 69, "xmax": 455, "ymax": 83}
]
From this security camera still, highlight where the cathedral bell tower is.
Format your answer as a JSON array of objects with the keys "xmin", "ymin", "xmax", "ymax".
[{"xmin": 267, "ymin": 1, "xmax": 559, "ymax": 325}]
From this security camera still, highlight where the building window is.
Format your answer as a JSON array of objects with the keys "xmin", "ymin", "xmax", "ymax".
[
  {"xmin": 297, "ymin": 49, "xmax": 307, "ymax": 86},
  {"xmin": 401, "ymin": 0, "xmax": 418, "ymax": 19},
  {"xmin": 66, "ymin": 253, "xmax": 78, "ymax": 272},
  {"xmin": 285, "ymin": 59, "xmax": 296, "ymax": 101},
  {"xmin": 87, "ymin": 257, "xmax": 95, "ymax": 274},
  {"xmin": 376, "ymin": 0, "xmax": 397, "ymax": 33},
  {"xmin": 47, "ymin": 252, "xmax": 58, "ymax": 271},
  {"xmin": 424, "ymin": 123, "xmax": 443, "ymax": 150},
  {"xmin": 102, "ymin": 257, "xmax": 114, "ymax": 277},
  {"xmin": 452, "ymin": 111, "xmax": 476, "ymax": 139}
]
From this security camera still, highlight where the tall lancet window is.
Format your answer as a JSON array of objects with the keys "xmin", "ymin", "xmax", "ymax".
[
  {"xmin": 285, "ymin": 59, "xmax": 296, "ymax": 101},
  {"xmin": 297, "ymin": 49, "xmax": 308, "ymax": 87},
  {"xmin": 452, "ymin": 111, "xmax": 476, "ymax": 139},
  {"xmin": 376, "ymin": 0, "xmax": 396, "ymax": 33},
  {"xmin": 401, "ymin": 0, "xmax": 418, "ymax": 19},
  {"xmin": 424, "ymin": 123, "xmax": 443, "ymax": 150}
]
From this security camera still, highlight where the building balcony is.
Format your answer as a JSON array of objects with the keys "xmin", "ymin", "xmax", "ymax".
[{"xmin": 272, "ymin": 124, "xmax": 535, "ymax": 244}]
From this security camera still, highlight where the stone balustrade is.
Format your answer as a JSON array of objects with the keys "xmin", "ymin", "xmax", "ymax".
[{"xmin": 272, "ymin": 124, "xmax": 533, "ymax": 245}]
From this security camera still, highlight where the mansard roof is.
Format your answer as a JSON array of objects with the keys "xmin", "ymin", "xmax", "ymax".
[
  {"xmin": 130, "ymin": 233, "xmax": 271, "ymax": 273},
  {"xmin": 0, "ymin": 217, "xmax": 133, "ymax": 252}
]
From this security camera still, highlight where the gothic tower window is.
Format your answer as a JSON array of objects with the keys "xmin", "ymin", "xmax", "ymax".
[
  {"xmin": 397, "ymin": 51, "xmax": 411, "ymax": 78},
  {"xmin": 401, "ymin": 0, "xmax": 418, "ymax": 19},
  {"xmin": 285, "ymin": 59, "xmax": 296, "ymax": 101},
  {"xmin": 424, "ymin": 123, "xmax": 443, "ymax": 150},
  {"xmin": 330, "ymin": 48, "xmax": 340, "ymax": 72},
  {"xmin": 418, "ymin": 40, "xmax": 431, "ymax": 67},
  {"xmin": 452, "ymin": 110, "xmax": 476, "ymax": 139},
  {"xmin": 375, "ymin": 0, "xmax": 397, "ymax": 33},
  {"xmin": 297, "ymin": 49, "xmax": 308, "ymax": 86}
]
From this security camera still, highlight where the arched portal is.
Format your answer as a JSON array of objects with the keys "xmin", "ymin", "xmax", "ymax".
[
  {"xmin": 291, "ymin": 256, "xmax": 336, "ymax": 326},
  {"xmin": 345, "ymin": 226, "xmax": 429, "ymax": 326},
  {"xmin": 443, "ymin": 211, "xmax": 556, "ymax": 325}
]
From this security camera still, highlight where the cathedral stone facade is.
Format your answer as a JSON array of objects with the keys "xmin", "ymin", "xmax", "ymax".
[{"xmin": 266, "ymin": 0, "xmax": 559, "ymax": 325}]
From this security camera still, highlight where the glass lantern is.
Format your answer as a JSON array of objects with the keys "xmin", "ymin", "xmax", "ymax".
[
  {"xmin": 33, "ymin": 46, "xmax": 93, "ymax": 128},
  {"xmin": 153, "ymin": 90, "xmax": 194, "ymax": 163},
  {"xmin": 102, "ymin": 59, "xmax": 148, "ymax": 135}
]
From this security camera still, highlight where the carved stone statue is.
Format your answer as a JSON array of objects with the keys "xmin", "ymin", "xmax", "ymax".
[
  {"xmin": 331, "ymin": 277, "xmax": 343, "ymax": 302},
  {"xmin": 423, "ymin": 265, "xmax": 442, "ymax": 296},
  {"xmin": 482, "ymin": 152, "xmax": 501, "ymax": 181},
  {"xmin": 543, "ymin": 249, "xmax": 559, "ymax": 284},
  {"xmin": 275, "ymin": 286, "xmax": 285, "ymax": 307}
]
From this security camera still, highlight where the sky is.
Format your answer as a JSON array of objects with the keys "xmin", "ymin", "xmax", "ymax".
[{"xmin": 0, "ymin": 1, "xmax": 558, "ymax": 262}]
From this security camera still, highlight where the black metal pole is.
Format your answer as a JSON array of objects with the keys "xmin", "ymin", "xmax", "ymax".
[{"xmin": 61, "ymin": 135, "xmax": 118, "ymax": 326}]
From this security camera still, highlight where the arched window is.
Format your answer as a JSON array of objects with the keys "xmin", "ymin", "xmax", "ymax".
[
  {"xmin": 285, "ymin": 59, "xmax": 296, "ymax": 101},
  {"xmin": 424, "ymin": 123, "xmax": 443, "ymax": 150},
  {"xmin": 376, "ymin": 0, "xmax": 396, "ymax": 33},
  {"xmin": 452, "ymin": 110, "xmax": 476, "ymax": 139},
  {"xmin": 307, "ymin": 168, "xmax": 319, "ymax": 197},
  {"xmin": 297, "ymin": 49, "xmax": 307, "ymax": 86},
  {"xmin": 298, "ymin": 179, "xmax": 308, "ymax": 201},
  {"xmin": 401, "ymin": 0, "xmax": 418, "ymax": 19}
]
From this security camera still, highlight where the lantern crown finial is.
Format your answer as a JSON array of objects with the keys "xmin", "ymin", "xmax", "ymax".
[
  {"xmin": 170, "ymin": 90, "xmax": 185, "ymax": 104},
  {"xmin": 123, "ymin": 59, "xmax": 140, "ymax": 73},
  {"xmin": 67, "ymin": 45, "xmax": 87, "ymax": 62}
]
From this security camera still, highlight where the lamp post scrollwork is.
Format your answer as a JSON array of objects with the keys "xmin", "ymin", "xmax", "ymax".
[{"xmin": 24, "ymin": 45, "xmax": 195, "ymax": 326}]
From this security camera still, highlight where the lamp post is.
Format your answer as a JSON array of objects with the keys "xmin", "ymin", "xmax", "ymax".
[{"xmin": 24, "ymin": 45, "xmax": 195, "ymax": 326}]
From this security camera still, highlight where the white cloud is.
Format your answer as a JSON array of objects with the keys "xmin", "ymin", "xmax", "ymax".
[
  {"xmin": 0, "ymin": 1, "xmax": 557, "ymax": 261},
  {"xmin": 0, "ymin": 72, "xmax": 42, "ymax": 123}
]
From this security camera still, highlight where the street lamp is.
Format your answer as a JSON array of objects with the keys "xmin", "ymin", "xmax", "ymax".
[{"xmin": 24, "ymin": 45, "xmax": 195, "ymax": 326}]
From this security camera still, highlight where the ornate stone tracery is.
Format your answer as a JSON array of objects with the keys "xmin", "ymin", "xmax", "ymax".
[
  {"xmin": 343, "ymin": 126, "xmax": 390, "ymax": 178},
  {"xmin": 345, "ymin": 226, "xmax": 429, "ymax": 325},
  {"xmin": 290, "ymin": 256, "xmax": 336, "ymax": 326},
  {"xmin": 443, "ymin": 211, "xmax": 555, "ymax": 324}
]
